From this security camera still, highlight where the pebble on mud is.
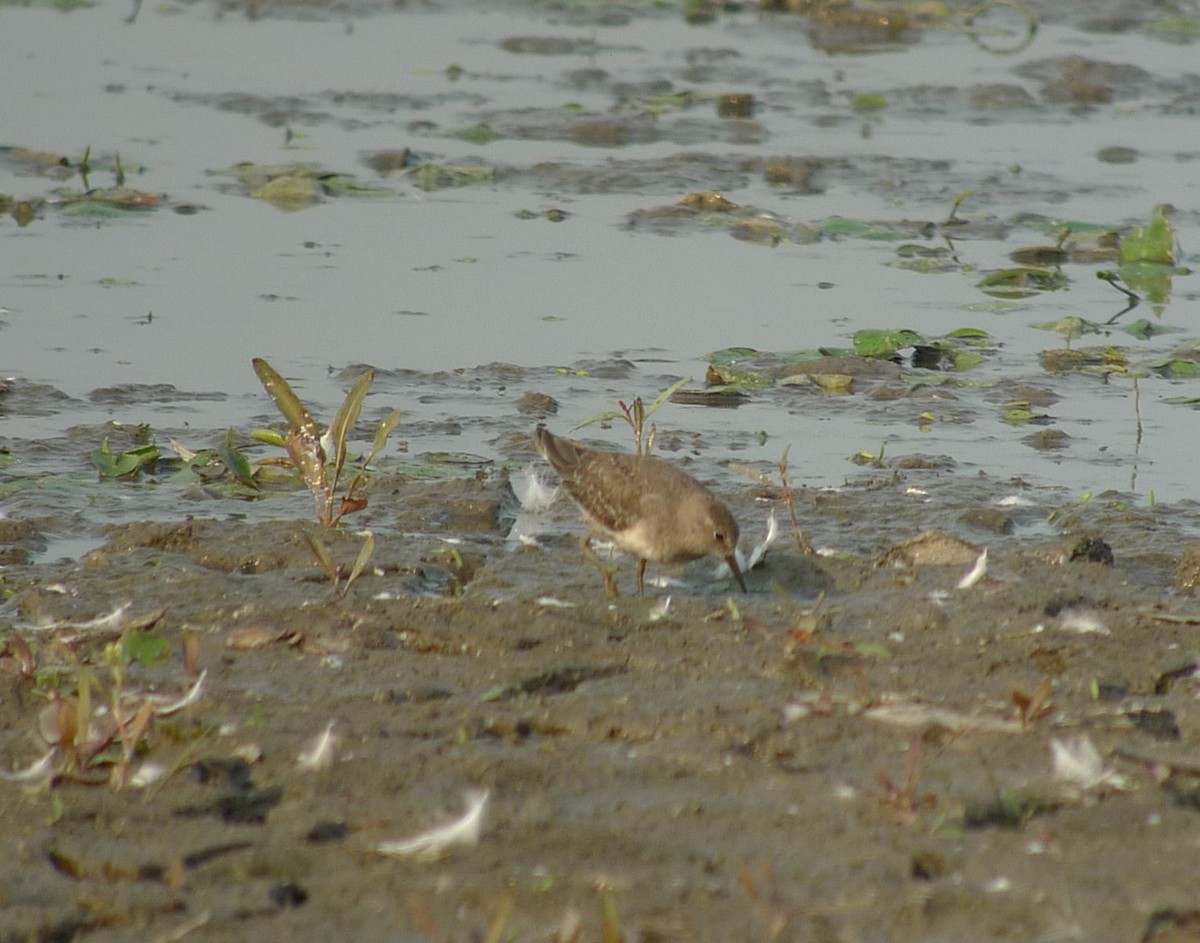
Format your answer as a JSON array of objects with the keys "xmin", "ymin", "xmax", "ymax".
[
  {"xmin": 516, "ymin": 391, "xmax": 558, "ymax": 416},
  {"xmin": 1022, "ymin": 428, "xmax": 1071, "ymax": 451},
  {"xmin": 763, "ymin": 157, "xmax": 818, "ymax": 191},
  {"xmin": 958, "ymin": 507, "xmax": 1014, "ymax": 536},
  {"xmin": 1173, "ymin": 542, "xmax": 1200, "ymax": 590},
  {"xmin": 716, "ymin": 93, "xmax": 754, "ymax": 118},
  {"xmin": 878, "ymin": 530, "xmax": 982, "ymax": 568}
]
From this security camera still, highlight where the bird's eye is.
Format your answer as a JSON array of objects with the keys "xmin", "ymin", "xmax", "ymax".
[{"xmin": 714, "ymin": 531, "xmax": 725, "ymax": 542}]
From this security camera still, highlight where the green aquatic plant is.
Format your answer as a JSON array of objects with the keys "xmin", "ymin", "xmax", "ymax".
[
  {"xmin": 853, "ymin": 327, "xmax": 993, "ymax": 370},
  {"xmin": 2, "ymin": 610, "xmax": 201, "ymax": 791},
  {"xmin": 215, "ymin": 162, "xmax": 393, "ymax": 210},
  {"xmin": 252, "ymin": 358, "xmax": 401, "ymax": 527},
  {"xmin": 574, "ymin": 377, "xmax": 691, "ymax": 456},
  {"xmin": 1104, "ymin": 207, "xmax": 1186, "ymax": 307},
  {"xmin": 90, "ymin": 437, "xmax": 160, "ymax": 479},
  {"xmin": 977, "ymin": 267, "xmax": 1069, "ymax": 297},
  {"xmin": 303, "ymin": 529, "xmax": 376, "ymax": 598},
  {"xmin": 1120, "ymin": 207, "xmax": 1175, "ymax": 266}
]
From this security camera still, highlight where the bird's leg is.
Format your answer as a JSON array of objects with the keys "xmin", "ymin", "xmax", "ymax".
[
  {"xmin": 579, "ymin": 535, "xmax": 620, "ymax": 597},
  {"xmin": 636, "ymin": 558, "xmax": 648, "ymax": 597}
]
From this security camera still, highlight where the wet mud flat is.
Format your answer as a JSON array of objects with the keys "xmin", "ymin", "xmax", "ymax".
[{"xmin": 3, "ymin": 473, "xmax": 1200, "ymax": 942}]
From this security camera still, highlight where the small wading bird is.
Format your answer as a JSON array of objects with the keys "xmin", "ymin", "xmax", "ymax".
[{"xmin": 535, "ymin": 425, "xmax": 747, "ymax": 596}]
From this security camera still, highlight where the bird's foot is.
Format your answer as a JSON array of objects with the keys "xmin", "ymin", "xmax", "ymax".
[{"xmin": 579, "ymin": 535, "xmax": 621, "ymax": 597}]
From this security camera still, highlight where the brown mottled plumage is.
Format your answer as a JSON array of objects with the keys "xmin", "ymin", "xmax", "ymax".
[{"xmin": 535, "ymin": 426, "xmax": 746, "ymax": 596}]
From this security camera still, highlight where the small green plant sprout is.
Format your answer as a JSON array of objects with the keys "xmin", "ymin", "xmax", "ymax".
[
  {"xmin": 849, "ymin": 442, "xmax": 887, "ymax": 467},
  {"xmin": 251, "ymin": 358, "xmax": 401, "ymax": 526},
  {"xmin": 2, "ymin": 617, "xmax": 205, "ymax": 790},
  {"xmin": 944, "ymin": 188, "xmax": 974, "ymax": 225},
  {"xmin": 574, "ymin": 376, "xmax": 691, "ymax": 455},
  {"xmin": 303, "ymin": 528, "xmax": 376, "ymax": 598}
]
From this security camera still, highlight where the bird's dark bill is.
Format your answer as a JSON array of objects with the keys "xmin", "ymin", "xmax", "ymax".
[{"xmin": 725, "ymin": 554, "xmax": 748, "ymax": 593}]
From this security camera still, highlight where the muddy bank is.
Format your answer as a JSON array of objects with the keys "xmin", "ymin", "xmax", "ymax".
[{"xmin": 3, "ymin": 472, "xmax": 1200, "ymax": 941}]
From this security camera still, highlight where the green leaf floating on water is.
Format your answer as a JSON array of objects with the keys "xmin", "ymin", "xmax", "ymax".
[
  {"xmin": 853, "ymin": 329, "xmax": 923, "ymax": 357},
  {"xmin": 252, "ymin": 174, "xmax": 324, "ymax": 211},
  {"xmin": 705, "ymin": 347, "xmax": 761, "ymax": 364},
  {"xmin": 1142, "ymin": 16, "xmax": 1200, "ymax": 38},
  {"xmin": 850, "ymin": 93, "xmax": 887, "ymax": 112},
  {"xmin": 806, "ymin": 373, "xmax": 853, "ymax": 394},
  {"xmin": 1001, "ymin": 402, "xmax": 1038, "ymax": 425},
  {"xmin": 1122, "ymin": 319, "xmax": 1184, "ymax": 340},
  {"xmin": 1149, "ymin": 359, "xmax": 1200, "ymax": 379},
  {"xmin": 445, "ymin": 123, "xmax": 501, "ymax": 145},
  {"xmin": 1036, "ymin": 316, "xmax": 1091, "ymax": 340},
  {"xmin": 705, "ymin": 362, "xmax": 773, "ymax": 392},
  {"xmin": 1147, "ymin": 343, "xmax": 1200, "ymax": 378},
  {"xmin": 977, "ymin": 267, "xmax": 1069, "ymax": 296},
  {"xmin": 817, "ymin": 217, "xmax": 926, "ymax": 241},
  {"xmin": 220, "ymin": 162, "xmax": 392, "ymax": 209},
  {"xmin": 947, "ymin": 350, "xmax": 985, "ymax": 370},
  {"xmin": 945, "ymin": 327, "xmax": 992, "ymax": 343},
  {"xmin": 61, "ymin": 201, "xmax": 137, "ymax": 220}
]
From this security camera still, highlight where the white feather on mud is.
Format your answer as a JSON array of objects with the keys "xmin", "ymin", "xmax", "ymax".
[{"xmin": 376, "ymin": 790, "xmax": 489, "ymax": 859}]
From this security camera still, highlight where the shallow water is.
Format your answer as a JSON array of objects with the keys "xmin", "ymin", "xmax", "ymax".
[{"xmin": 2, "ymin": 1, "xmax": 1199, "ymax": 527}]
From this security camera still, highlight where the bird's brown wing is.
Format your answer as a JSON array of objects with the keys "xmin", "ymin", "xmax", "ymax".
[{"xmin": 563, "ymin": 448, "xmax": 647, "ymax": 535}]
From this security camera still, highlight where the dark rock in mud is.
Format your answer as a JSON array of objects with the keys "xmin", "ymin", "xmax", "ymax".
[
  {"xmin": 1068, "ymin": 536, "xmax": 1114, "ymax": 566},
  {"xmin": 1019, "ymin": 55, "xmax": 1151, "ymax": 106},
  {"xmin": 516, "ymin": 391, "xmax": 558, "ymax": 416},
  {"xmin": 1022, "ymin": 428, "xmax": 1071, "ymax": 451},
  {"xmin": 0, "ymin": 517, "xmax": 43, "ymax": 564},
  {"xmin": 1098, "ymin": 145, "xmax": 1138, "ymax": 164},
  {"xmin": 959, "ymin": 507, "xmax": 1015, "ymax": 536},
  {"xmin": 969, "ymin": 83, "xmax": 1037, "ymax": 110},
  {"xmin": 762, "ymin": 156, "xmax": 820, "ymax": 192},
  {"xmin": 500, "ymin": 36, "xmax": 591, "ymax": 55},
  {"xmin": 570, "ymin": 117, "xmax": 655, "ymax": 148}
]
